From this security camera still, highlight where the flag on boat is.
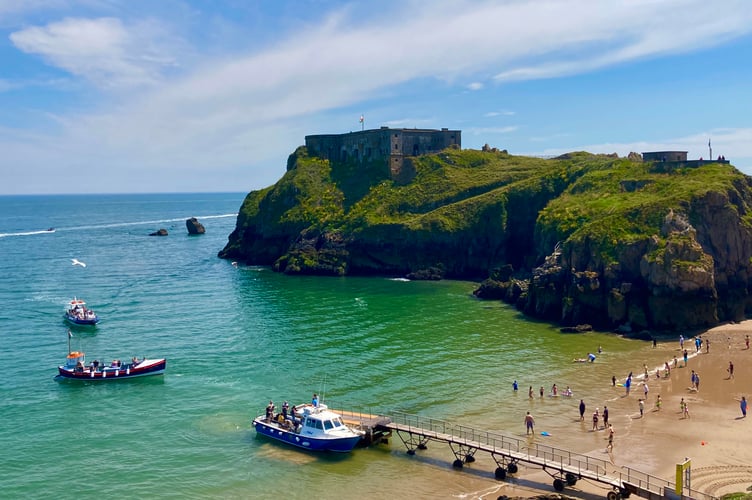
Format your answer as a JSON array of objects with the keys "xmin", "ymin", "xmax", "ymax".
[
  {"xmin": 359, "ymin": 115, "xmax": 364, "ymax": 123},
  {"xmin": 68, "ymin": 329, "xmax": 72, "ymax": 338}
]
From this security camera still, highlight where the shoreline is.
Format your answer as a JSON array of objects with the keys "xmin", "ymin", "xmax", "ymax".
[{"xmin": 496, "ymin": 321, "xmax": 752, "ymax": 499}]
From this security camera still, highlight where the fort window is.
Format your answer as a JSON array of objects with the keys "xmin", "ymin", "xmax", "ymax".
[{"xmin": 412, "ymin": 144, "xmax": 419, "ymax": 155}]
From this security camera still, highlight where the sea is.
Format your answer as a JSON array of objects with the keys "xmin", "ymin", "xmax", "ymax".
[{"xmin": 0, "ymin": 193, "xmax": 676, "ymax": 499}]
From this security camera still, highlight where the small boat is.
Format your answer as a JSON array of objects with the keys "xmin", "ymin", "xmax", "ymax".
[
  {"xmin": 64, "ymin": 298, "xmax": 99, "ymax": 326},
  {"xmin": 56, "ymin": 351, "xmax": 166, "ymax": 381},
  {"xmin": 252, "ymin": 402, "xmax": 364, "ymax": 452}
]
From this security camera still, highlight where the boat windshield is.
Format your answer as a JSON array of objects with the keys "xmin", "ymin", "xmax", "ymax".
[
  {"xmin": 305, "ymin": 417, "xmax": 323, "ymax": 430},
  {"xmin": 332, "ymin": 418, "xmax": 343, "ymax": 428},
  {"xmin": 324, "ymin": 420, "xmax": 333, "ymax": 430}
]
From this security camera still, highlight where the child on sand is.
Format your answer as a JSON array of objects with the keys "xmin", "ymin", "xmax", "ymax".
[{"xmin": 639, "ymin": 399, "xmax": 644, "ymax": 417}]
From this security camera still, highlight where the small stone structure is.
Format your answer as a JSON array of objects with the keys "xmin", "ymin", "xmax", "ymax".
[{"xmin": 305, "ymin": 127, "xmax": 461, "ymax": 181}]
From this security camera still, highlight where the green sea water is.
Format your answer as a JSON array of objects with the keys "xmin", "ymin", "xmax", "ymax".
[{"xmin": 0, "ymin": 193, "xmax": 672, "ymax": 499}]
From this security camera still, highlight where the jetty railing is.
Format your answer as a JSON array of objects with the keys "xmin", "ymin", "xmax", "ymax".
[{"xmin": 384, "ymin": 410, "xmax": 720, "ymax": 500}]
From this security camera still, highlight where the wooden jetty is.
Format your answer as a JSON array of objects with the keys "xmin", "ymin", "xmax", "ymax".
[
  {"xmin": 371, "ymin": 411, "xmax": 718, "ymax": 500},
  {"xmin": 276, "ymin": 406, "xmax": 717, "ymax": 499}
]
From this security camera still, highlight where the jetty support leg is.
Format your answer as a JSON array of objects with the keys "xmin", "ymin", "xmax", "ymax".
[
  {"xmin": 394, "ymin": 430, "xmax": 430, "ymax": 455},
  {"xmin": 448, "ymin": 443, "xmax": 477, "ymax": 468}
]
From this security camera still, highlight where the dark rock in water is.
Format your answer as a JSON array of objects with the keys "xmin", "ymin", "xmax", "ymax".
[
  {"xmin": 186, "ymin": 217, "xmax": 205, "ymax": 235},
  {"xmin": 149, "ymin": 229, "xmax": 168, "ymax": 236},
  {"xmin": 406, "ymin": 265, "xmax": 444, "ymax": 281}
]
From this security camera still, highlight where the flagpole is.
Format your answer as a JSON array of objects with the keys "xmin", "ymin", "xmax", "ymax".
[
  {"xmin": 67, "ymin": 329, "xmax": 72, "ymax": 354},
  {"xmin": 708, "ymin": 138, "xmax": 712, "ymax": 160}
]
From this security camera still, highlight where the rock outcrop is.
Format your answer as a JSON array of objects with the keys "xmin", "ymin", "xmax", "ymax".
[
  {"xmin": 220, "ymin": 147, "xmax": 752, "ymax": 332},
  {"xmin": 149, "ymin": 229, "xmax": 168, "ymax": 236},
  {"xmin": 186, "ymin": 217, "xmax": 205, "ymax": 235}
]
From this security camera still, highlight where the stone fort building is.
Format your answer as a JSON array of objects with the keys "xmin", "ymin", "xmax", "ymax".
[{"xmin": 305, "ymin": 127, "xmax": 461, "ymax": 182}]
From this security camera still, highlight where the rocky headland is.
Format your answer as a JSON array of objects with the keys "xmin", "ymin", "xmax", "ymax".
[{"xmin": 219, "ymin": 146, "xmax": 752, "ymax": 332}]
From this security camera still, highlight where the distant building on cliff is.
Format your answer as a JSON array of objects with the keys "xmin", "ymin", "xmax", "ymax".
[
  {"xmin": 305, "ymin": 127, "xmax": 461, "ymax": 182},
  {"xmin": 642, "ymin": 150, "xmax": 729, "ymax": 169}
]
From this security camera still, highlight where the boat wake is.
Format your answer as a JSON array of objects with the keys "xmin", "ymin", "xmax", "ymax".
[
  {"xmin": 0, "ymin": 229, "xmax": 56, "ymax": 238},
  {"xmin": 0, "ymin": 213, "xmax": 236, "ymax": 237}
]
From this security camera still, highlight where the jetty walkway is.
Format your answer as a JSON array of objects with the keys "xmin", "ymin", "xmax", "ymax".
[{"xmin": 333, "ymin": 407, "xmax": 718, "ymax": 500}]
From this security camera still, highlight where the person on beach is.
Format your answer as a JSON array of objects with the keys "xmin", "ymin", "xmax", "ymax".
[
  {"xmin": 540, "ymin": 386, "xmax": 544, "ymax": 398},
  {"xmin": 664, "ymin": 361, "xmax": 671, "ymax": 377},
  {"xmin": 551, "ymin": 384, "xmax": 558, "ymax": 396},
  {"xmin": 643, "ymin": 364, "xmax": 649, "ymax": 380},
  {"xmin": 695, "ymin": 373, "xmax": 700, "ymax": 391},
  {"xmin": 706, "ymin": 339, "xmax": 710, "ymax": 353},
  {"xmin": 606, "ymin": 424, "xmax": 614, "ymax": 452},
  {"xmin": 746, "ymin": 335, "xmax": 750, "ymax": 350},
  {"xmin": 684, "ymin": 349, "xmax": 689, "ymax": 366},
  {"xmin": 579, "ymin": 399, "xmax": 586, "ymax": 421},
  {"xmin": 643, "ymin": 382, "xmax": 649, "ymax": 398},
  {"xmin": 513, "ymin": 380, "xmax": 518, "ymax": 391},
  {"xmin": 625, "ymin": 376, "xmax": 631, "ymax": 396},
  {"xmin": 739, "ymin": 396, "xmax": 748, "ymax": 417},
  {"xmin": 690, "ymin": 370, "xmax": 697, "ymax": 387},
  {"xmin": 683, "ymin": 401, "xmax": 690, "ymax": 419},
  {"xmin": 673, "ymin": 356, "xmax": 678, "ymax": 369},
  {"xmin": 656, "ymin": 395, "xmax": 662, "ymax": 410},
  {"xmin": 603, "ymin": 406, "xmax": 609, "ymax": 427},
  {"xmin": 593, "ymin": 409, "xmax": 600, "ymax": 431},
  {"xmin": 653, "ymin": 338, "xmax": 657, "ymax": 348},
  {"xmin": 680, "ymin": 334, "xmax": 685, "ymax": 349},
  {"xmin": 728, "ymin": 361, "xmax": 734, "ymax": 379},
  {"xmin": 529, "ymin": 386, "xmax": 534, "ymax": 398},
  {"xmin": 612, "ymin": 375, "xmax": 616, "ymax": 387},
  {"xmin": 656, "ymin": 368, "xmax": 661, "ymax": 380},
  {"xmin": 525, "ymin": 411, "xmax": 535, "ymax": 435},
  {"xmin": 639, "ymin": 398, "xmax": 644, "ymax": 417}
]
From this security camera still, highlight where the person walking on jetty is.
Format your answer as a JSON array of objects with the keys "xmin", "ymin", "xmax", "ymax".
[
  {"xmin": 525, "ymin": 411, "xmax": 535, "ymax": 435},
  {"xmin": 579, "ymin": 399, "xmax": 586, "ymax": 421}
]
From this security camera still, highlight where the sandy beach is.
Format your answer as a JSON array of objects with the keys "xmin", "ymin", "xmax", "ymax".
[{"xmin": 492, "ymin": 322, "xmax": 752, "ymax": 499}]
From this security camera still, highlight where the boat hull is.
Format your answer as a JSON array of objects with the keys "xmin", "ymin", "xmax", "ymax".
[
  {"xmin": 56, "ymin": 359, "xmax": 166, "ymax": 381},
  {"xmin": 252, "ymin": 417, "xmax": 362, "ymax": 452},
  {"xmin": 64, "ymin": 313, "xmax": 99, "ymax": 325}
]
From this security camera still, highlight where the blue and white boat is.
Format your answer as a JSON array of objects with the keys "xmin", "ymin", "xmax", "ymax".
[
  {"xmin": 252, "ymin": 403, "xmax": 364, "ymax": 453},
  {"xmin": 64, "ymin": 298, "xmax": 99, "ymax": 326}
]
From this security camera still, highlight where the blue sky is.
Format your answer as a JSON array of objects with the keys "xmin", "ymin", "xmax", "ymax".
[{"xmin": 2, "ymin": 0, "xmax": 752, "ymax": 195}]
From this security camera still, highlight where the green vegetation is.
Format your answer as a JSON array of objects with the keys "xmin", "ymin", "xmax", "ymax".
[{"xmin": 225, "ymin": 147, "xmax": 750, "ymax": 278}]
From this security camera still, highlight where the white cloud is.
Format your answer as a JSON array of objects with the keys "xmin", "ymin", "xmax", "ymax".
[
  {"xmin": 467, "ymin": 82, "xmax": 483, "ymax": 91},
  {"xmin": 484, "ymin": 111, "xmax": 515, "ymax": 117},
  {"xmin": 467, "ymin": 126, "xmax": 519, "ymax": 135},
  {"xmin": 10, "ymin": 17, "xmax": 182, "ymax": 89},
  {"xmin": 4, "ymin": 0, "xmax": 752, "ymax": 193}
]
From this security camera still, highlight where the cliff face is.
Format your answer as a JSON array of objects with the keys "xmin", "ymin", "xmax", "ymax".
[{"xmin": 220, "ymin": 147, "xmax": 752, "ymax": 331}]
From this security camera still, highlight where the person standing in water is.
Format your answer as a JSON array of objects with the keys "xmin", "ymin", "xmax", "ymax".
[
  {"xmin": 525, "ymin": 412, "xmax": 535, "ymax": 435},
  {"xmin": 579, "ymin": 399, "xmax": 586, "ymax": 421}
]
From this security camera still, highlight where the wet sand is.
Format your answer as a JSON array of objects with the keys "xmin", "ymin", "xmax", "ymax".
[{"xmin": 493, "ymin": 323, "xmax": 752, "ymax": 499}]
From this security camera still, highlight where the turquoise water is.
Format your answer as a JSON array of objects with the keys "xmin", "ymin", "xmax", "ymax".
[{"xmin": 0, "ymin": 193, "xmax": 666, "ymax": 498}]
